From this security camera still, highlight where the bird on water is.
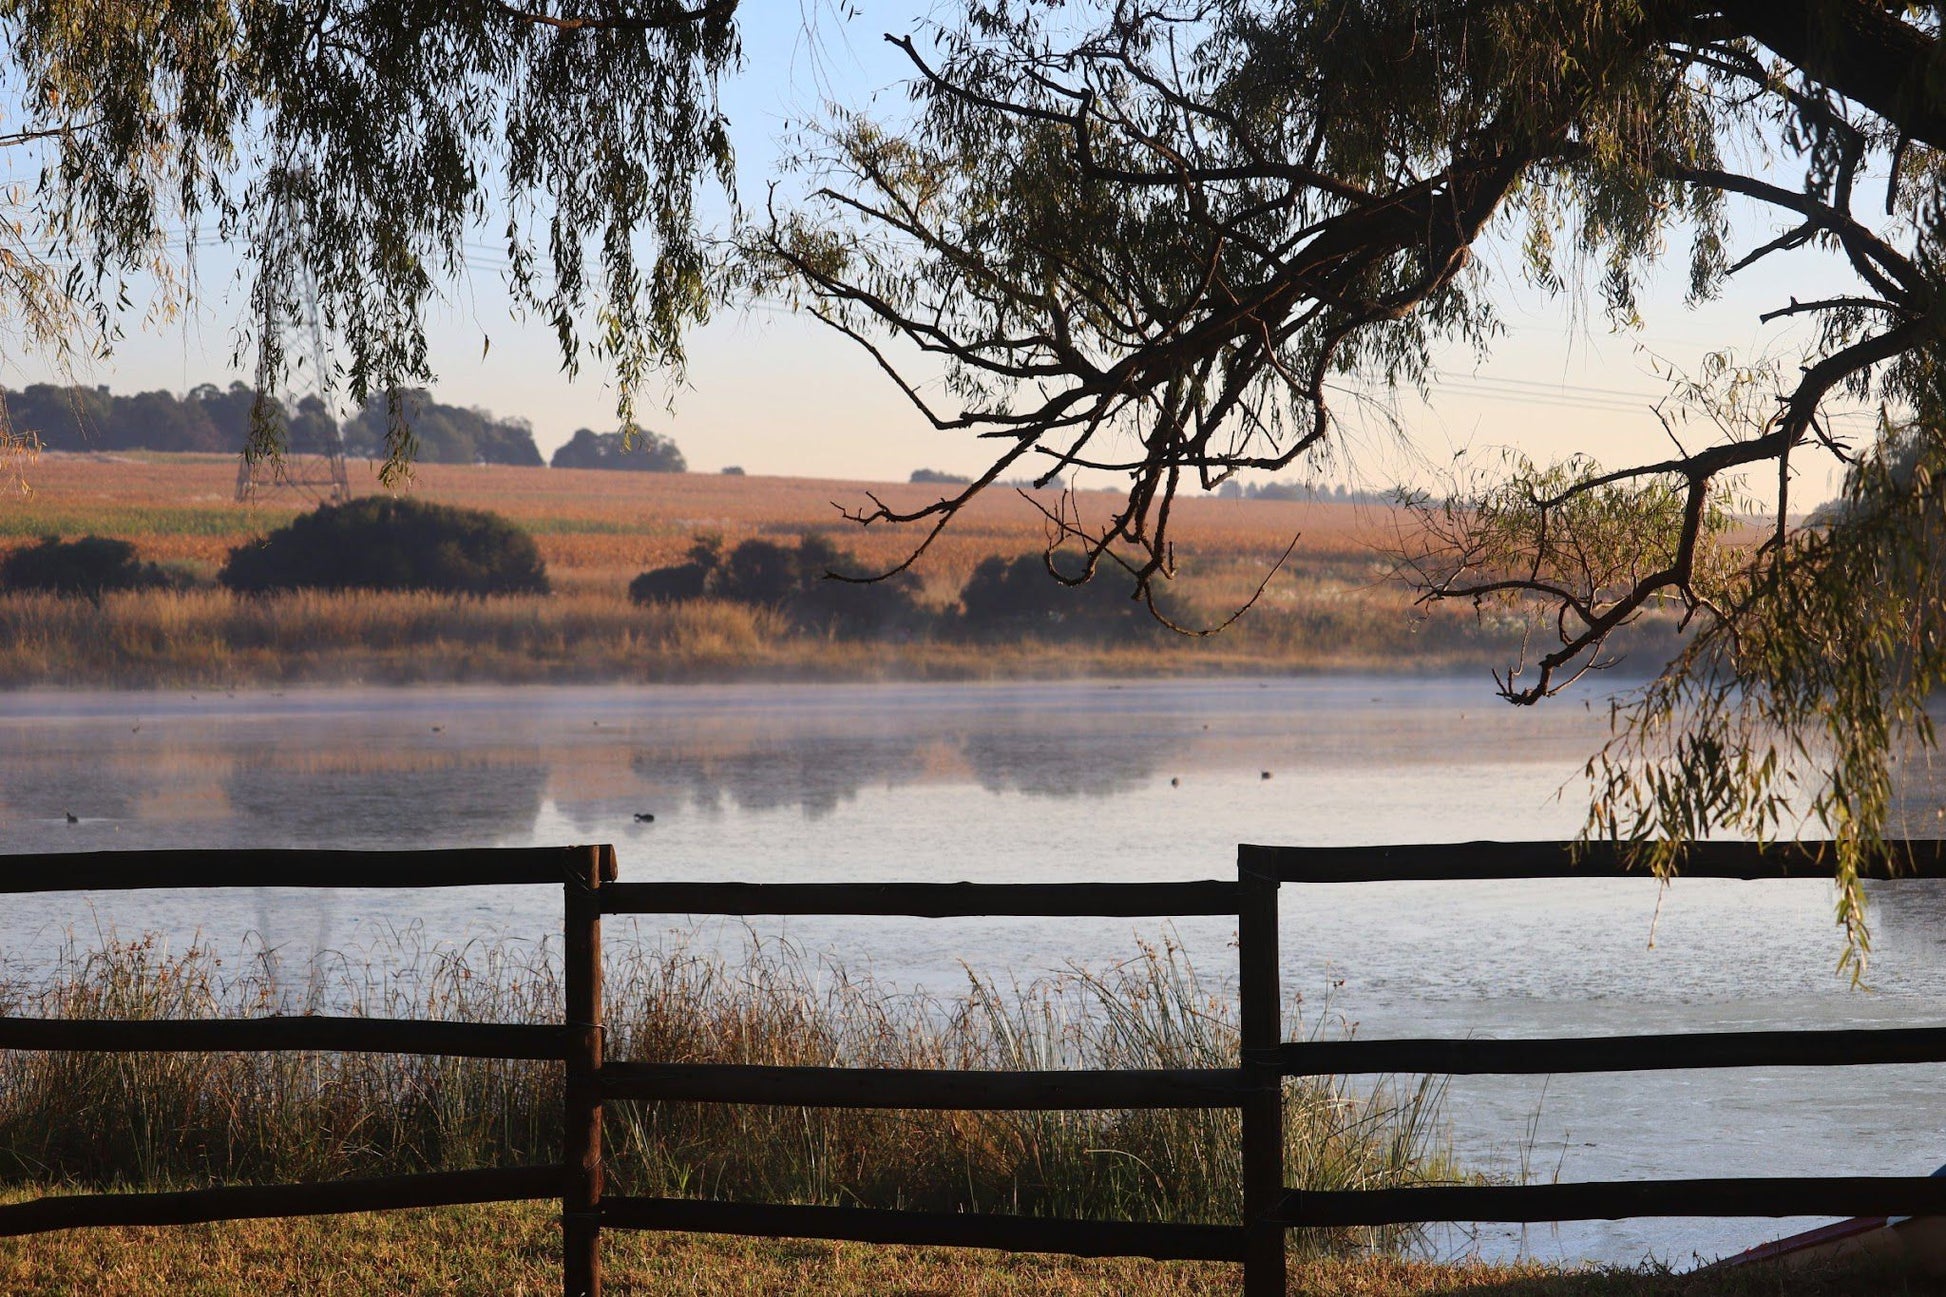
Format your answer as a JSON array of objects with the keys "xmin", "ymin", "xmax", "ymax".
[{"xmin": 64, "ymin": 811, "xmax": 78, "ymax": 824}]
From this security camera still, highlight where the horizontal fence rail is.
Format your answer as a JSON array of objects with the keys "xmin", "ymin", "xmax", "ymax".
[
  {"xmin": 1279, "ymin": 1178, "xmax": 1946, "ymax": 1226},
  {"xmin": 0, "ymin": 846, "xmax": 603, "ymax": 892},
  {"xmin": 1269, "ymin": 1024, "xmax": 1946, "ymax": 1076},
  {"xmin": 600, "ymin": 1063, "xmax": 1251, "ymax": 1109},
  {"xmin": 1243, "ymin": 838, "xmax": 1946, "ymax": 883},
  {"xmin": 599, "ymin": 879, "xmax": 1240, "ymax": 917},
  {"xmin": 0, "ymin": 1015, "xmax": 570, "ymax": 1059},
  {"xmin": 0, "ymin": 1166, "xmax": 563, "ymax": 1237},
  {"xmin": 601, "ymin": 1196, "xmax": 1249, "ymax": 1262}
]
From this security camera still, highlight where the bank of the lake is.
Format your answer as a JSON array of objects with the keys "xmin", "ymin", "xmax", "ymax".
[{"xmin": 0, "ymin": 585, "xmax": 1536, "ymax": 689}]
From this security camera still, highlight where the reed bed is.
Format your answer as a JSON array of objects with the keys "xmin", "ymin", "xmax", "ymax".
[
  {"xmin": 0, "ymin": 585, "xmax": 1533, "ymax": 687},
  {"xmin": 0, "ymin": 930, "xmax": 1457, "ymax": 1252}
]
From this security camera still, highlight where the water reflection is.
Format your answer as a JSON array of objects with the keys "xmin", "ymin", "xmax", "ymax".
[
  {"xmin": 627, "ymin": 732, "xmax": 936, "ymax": 820},
  {"xmin": 959, "ymin": 727, "xmax": 1161, "ymax": 798},
  {"xmin": 614, "ymin": 720, "xmax": 1170, "ymax": 821},
  {"xmin": 221, "ymin": 744, "xmax": 550, "ymax": 848}
]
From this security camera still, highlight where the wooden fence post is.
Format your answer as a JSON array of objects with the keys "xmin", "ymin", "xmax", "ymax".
[
  {"xmin": 563, "ymin": 845, "xmax": 610, "ymax": 1297},
  {"xmin": 1238, "ymin": 857, "xmax": 1285, "ymax": 1297}
]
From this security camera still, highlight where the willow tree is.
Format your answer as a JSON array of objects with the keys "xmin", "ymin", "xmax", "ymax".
[
  {"xmin": 6, "ymin": 1, "xmax": 1945, "ymax": 956},
  {"xmin": 753, "ymin": 0, "xmax": 1946, "ymax": 962},
  {"xmin": 0, "ymin": 0, "xmax": 739, "ymax": 472}
]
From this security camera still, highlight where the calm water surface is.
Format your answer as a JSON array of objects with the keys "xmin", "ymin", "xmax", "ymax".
[{"xmin": 4, "ymin": 676, "xmax": 1945, "ymax": 1268}]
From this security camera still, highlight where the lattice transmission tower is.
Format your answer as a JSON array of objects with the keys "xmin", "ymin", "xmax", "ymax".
[{"xmin": 235, "ymin": 235, "xmax": 352, "ymax": 505}]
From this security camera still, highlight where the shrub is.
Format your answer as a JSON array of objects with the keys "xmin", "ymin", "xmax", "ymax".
[
  {"xmin": 0, "ymin": 535, "xmax": 190, "ymax": 596},
  {"xmin": 909, "ymin": 467, "xmax": 970, "ymax": 485},
  {"xmin": 958, "ymin": 552, "xmax": 1177, "ymax": 641},
  {"xmin": 220, "ymin": 496, "xmax": 549, "ymax": 596},
  {"xmin": 630, "ymin": 533, "xmax": 927, "ymax": 636}
]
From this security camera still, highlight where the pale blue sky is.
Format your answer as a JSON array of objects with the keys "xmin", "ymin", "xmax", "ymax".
[{"xmin": 5, "ymin": 0, "xmax": 1876, "ymax": 504}]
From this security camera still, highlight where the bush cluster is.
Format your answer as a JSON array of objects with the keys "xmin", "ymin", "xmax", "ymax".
[
  {"xmin": 630, "ymin": 534, "xmax": 926, "ymax": 637},
  {"xmin": 220, "ymin": 497, "xmax": 549, "ymax": 596},
  {"xmin": 632, "ymin": 536, "xmax": 1174, "ymax": 641},
  {"xmin": 0, "ymin": 536, "xmax": 191, "ymax": 597}
]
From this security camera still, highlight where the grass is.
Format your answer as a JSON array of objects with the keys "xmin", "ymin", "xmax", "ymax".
[
  {"xmin": 0, "ymin": 451, "xmax": 1592, "ymax": 686},
  {"xmin": 0, "ymin": 931, "xmax": 1450, "ymax": 1243},
  {"xmin": 0, "ymin": 585, "xmax": 1539, "ymax": 687},
  {"xmin": 2, "ymin": 1202, "xmax": 1937, "ymax": 1295}
]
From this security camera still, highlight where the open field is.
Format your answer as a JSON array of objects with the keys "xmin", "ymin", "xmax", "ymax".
[
  {"xmin": 0, "ymin": 452, "xmax": 1656, "ymax": 686},
  {"xmin": 0, "ymin": 452, "xmax": 1414, "ymax": 598}
]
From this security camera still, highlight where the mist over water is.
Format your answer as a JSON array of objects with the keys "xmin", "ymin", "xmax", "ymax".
[{"xmin": 5, "ymin": 676, "xmax": 1946, "ymax": 1268}]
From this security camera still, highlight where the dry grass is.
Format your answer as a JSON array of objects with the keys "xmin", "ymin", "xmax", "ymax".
[
  {"xmin": 0, "ymin": 451, "xmax": 1406, "ymax": 598},
  {"xmin": 0, "ymin": 451, "xmax": 1590, "ymax": 685},
  {"xmin": 0, "ymin": 1202, "xmax": 1935, "ymax": 1296},
  {"xmin": 0, "ymin": 932, "xmax": 1450, "ymax": 1243}
]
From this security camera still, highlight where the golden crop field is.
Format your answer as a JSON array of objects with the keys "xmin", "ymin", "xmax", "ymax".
[
  {"xmin": 1, "ymin": 451, "xmax": 1401, "ymax": 599},
  {"xmin": 0, "ymin": 451, "xmax": 1539, "ymax": 686}
]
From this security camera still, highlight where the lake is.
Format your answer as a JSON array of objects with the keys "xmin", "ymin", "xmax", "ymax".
[{"xmin": 4, "ymin": 676, "xmax": 1944, "ymax": 1268}]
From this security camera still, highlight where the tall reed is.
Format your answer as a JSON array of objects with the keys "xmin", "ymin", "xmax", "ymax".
[{"xmin": 0, "ymin": 930, "xmax": 1457, "ymax": 1251}]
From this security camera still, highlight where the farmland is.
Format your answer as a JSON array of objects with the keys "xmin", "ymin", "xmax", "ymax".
[{"xmin": 0, "ymin": 452, "xmax": 1575, "ymax": 686}]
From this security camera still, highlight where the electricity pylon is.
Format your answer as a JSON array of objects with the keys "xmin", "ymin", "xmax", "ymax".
[{"xmin": 235, "ymin": 241, "xmax": 352, "ymax": 506}]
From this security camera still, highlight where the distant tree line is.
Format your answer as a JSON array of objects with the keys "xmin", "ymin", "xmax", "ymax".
[
  {"xmin": 4, "ymin": 382, "xmax": 687, "ymax": 473},
  {"xmin": 1214, "ymin": 479, "xmax": 1399, "ymax": 504},
  {"xmin": 550, "ymin": 427, "xmax": 686, "ymax": 473}
]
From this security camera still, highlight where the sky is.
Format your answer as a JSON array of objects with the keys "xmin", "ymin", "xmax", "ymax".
[{"xmin": 1, "ymin": 0, "xmax": 1882, "ymax": 505}]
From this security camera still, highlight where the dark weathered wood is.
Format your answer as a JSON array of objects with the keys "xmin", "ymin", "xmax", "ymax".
[
  {"xmin": 1236, "ymin": 859, "xmax": 1285, "ymax": 1297},
  {"xmin": 598, "ymin": 879, "xmax": 1241, "ymax": 917},
  {"xmin": 0, "ymin": 847, "xmax": 598, "ymax": 893},
  {"xmin": 1269, "ymin": 1025, "xmax": 1946, "ymax": 1077},
  {"xmin": 1242, "ymin": 839, "xmax": 1946, "ymax": 883},
  {"xmin": 0, "ymin": 1166, "xmax": 562, "ymax": 1236},
  {"xmin": 562, "ymin": 845, "xmax": 607, "ymax": 1297},
  {"xmin": 601, "ymin": 1196, "xmax": 1247, "ymax": 1261},
  {"xmin": 600, "ymin": 1063, "xmax": 1250, "ymax": 1109},
  {"xmin": 0, "ymin": 1015, "xmax": 568, "ymax": 1059},
  {"xmin": 1280, "ymin": 1177, "xmax": 1946, "ymax": 1226}
]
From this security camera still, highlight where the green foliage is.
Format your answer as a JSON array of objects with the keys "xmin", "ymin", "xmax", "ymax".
[
  {"xmin": 220, "ymin": 497, "xmax": 549, "ymax": 597},
  {"xmin": 4, "ymin": 380, "xmax": 345, "ymax": 456},
  {"xmin": 0, "ymin": 535, "xmax": 189, "ymax": 596},
  {"xmin": 550, "ymin": 426, "xmax": 686, "ymax": 473},
  {"xmin": 958, "ymin": 553, "xmax": 1179, "ymax": 642}
]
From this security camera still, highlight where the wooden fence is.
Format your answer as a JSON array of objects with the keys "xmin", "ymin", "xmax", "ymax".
[{"xmin": 6, "ymin": 840, "xmax": 1946, "ymax": 1296}]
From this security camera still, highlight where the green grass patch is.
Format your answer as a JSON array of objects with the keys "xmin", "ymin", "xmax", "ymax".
[{"xmin": 0, "ymin": 507, "xmax": 291, "ymax": 539}]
